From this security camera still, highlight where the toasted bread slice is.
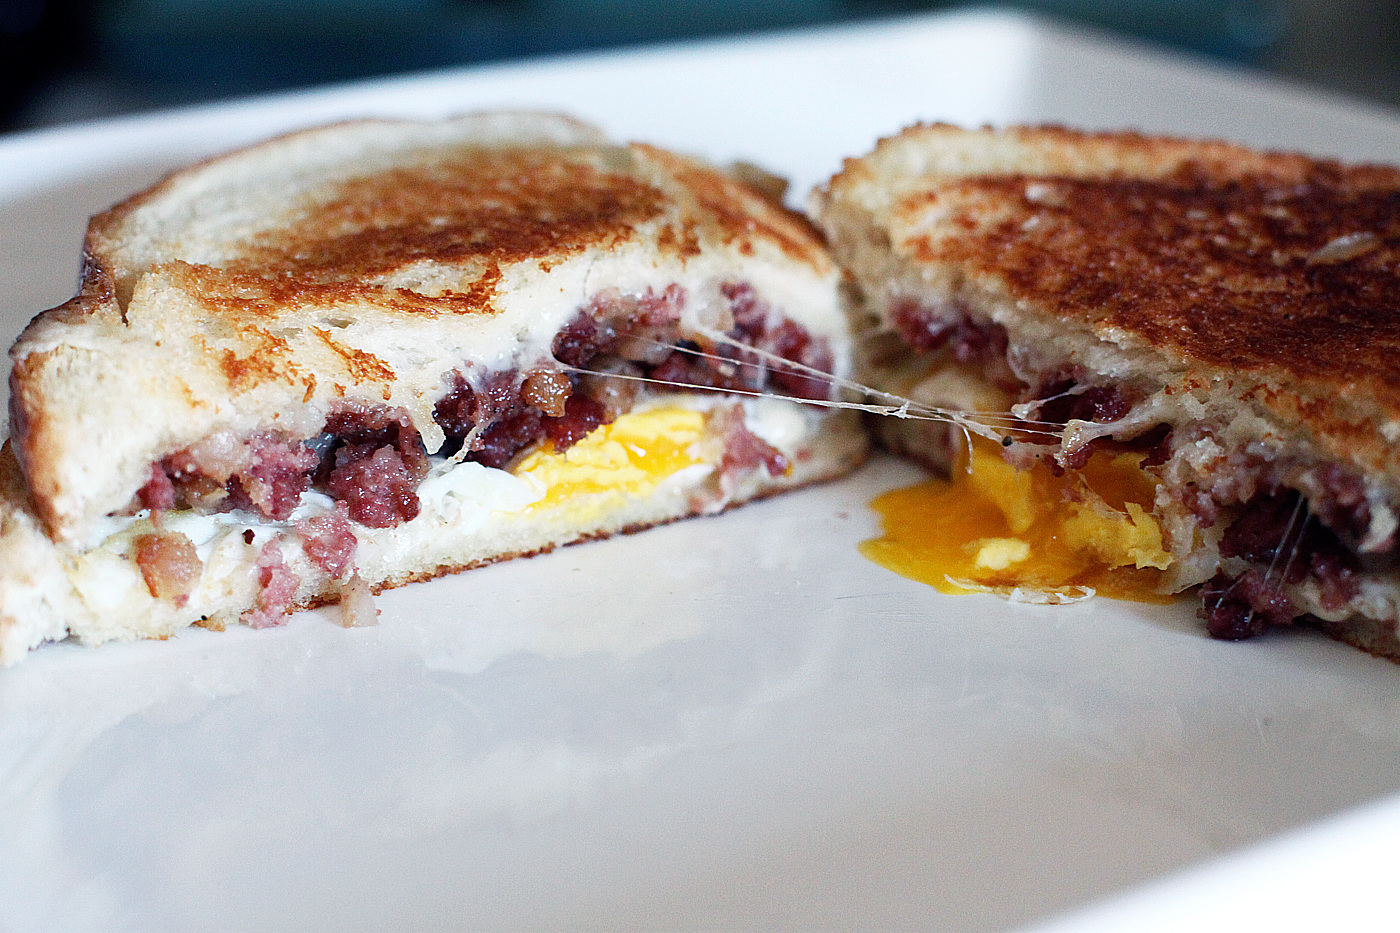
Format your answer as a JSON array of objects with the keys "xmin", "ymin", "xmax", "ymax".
[
  {"xmin": 0, "ymin": 112, "xmax": 865, "ymax": 664},
  {"xmin": 814, "ymin": 123, "xmax": 1400, "ymax": 657}
]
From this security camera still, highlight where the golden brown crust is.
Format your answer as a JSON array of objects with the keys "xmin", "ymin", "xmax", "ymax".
[
  {"xmin": 169, "ymin": 151, "xmax": 670, "ymax": 318},
  {"xmin": 634, "ymin": 144, "xmax": 833, "ymax": 271},
  {"xmin": 914, "ymin": 170, "xmax": 1400, "ymax": 406},
  {"xmin": 83, "ymin": 130, "xmax": 831, "ymax": 323},
  {"xmin": 825, "ymin": 122, "xmax": 1330, "ymax": 194},
  {"xmin": 7, "ymin": 346, "xmax": 64, "ymax": 532}
]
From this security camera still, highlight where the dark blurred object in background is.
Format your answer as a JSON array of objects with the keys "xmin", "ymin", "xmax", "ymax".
[
  {"xmin": 2, "ymin": 0, "xmax": 90, "ymax": 122},
  {"xmin": 1264, "ymin": 0, "xmax": 1400, "ymax": 108},
  {"xmin": 1, "ymin": 0, "xmax": 1395, "ymax": 133}
]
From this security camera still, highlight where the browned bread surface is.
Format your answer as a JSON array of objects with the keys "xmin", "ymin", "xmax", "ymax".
[{"xmin": 87, "ymin": 130, "xmax": 831, "ymax": 315}]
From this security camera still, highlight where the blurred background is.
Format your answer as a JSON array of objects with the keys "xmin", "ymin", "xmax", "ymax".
[{"xmin": 2, "ymin": 0, "xmax": 1398, "ymax": 133}]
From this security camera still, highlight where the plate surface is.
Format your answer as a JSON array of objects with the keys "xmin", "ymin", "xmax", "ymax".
[{"xmin": 3, "ymin": 10, "xmax": 1400, "ymax": 932}]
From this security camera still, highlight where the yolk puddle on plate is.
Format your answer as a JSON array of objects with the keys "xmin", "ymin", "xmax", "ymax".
[{"xmin": 861, "ymin": 434, "xmax": 1174, "ymax": 603}]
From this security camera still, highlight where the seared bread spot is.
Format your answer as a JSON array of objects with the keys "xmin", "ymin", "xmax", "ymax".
[
  {"xmin": 216, "ymin": 326, "xmax": 302, "ymax": 392},
  {"xmin": 640, "ymin": 144, "xmax": 830, "ymax": 271},
  {"xmin": 310, "ymin": 327, "xmax": 395, "ymax": 386}
]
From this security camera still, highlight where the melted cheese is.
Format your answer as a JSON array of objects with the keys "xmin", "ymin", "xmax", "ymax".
[{"xmin": 862, "ymin": 435, "xmax": 1173, "ymax": 603}]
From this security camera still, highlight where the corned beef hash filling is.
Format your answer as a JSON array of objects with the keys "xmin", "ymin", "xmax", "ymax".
[
  {"xmin": 126, "ymin": 282, "xmax": 835, "ymax": 625},
  {"xmin": 888, "ymin": 297, "xmax": 1400, "ymax": 641}
]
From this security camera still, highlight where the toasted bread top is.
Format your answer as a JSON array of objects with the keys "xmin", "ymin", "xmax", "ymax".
[
  {"xmin": 816, "ymin": 123, "xmax": 1400, "ymax": 477},
  {"xmin": 81, "ymin": 114, "xmax": 832, "ymax": 314},
  {"xmin": 9, "ymin": 113, "xmax": 844, "ymax": 544}
]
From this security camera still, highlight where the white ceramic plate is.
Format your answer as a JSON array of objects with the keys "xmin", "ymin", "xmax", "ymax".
[{"xmin": 3, "ymin": 10, "xmax": 1400, "ymax": 931}]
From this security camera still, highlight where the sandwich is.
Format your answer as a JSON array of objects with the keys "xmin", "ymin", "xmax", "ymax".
[
  {"xmin": 813, "ymin": 123, "xmax": 1400, "ymax": 658},
  {"xmin": 0, "ymin": 111, "xmax": 867, "ymax": 664}
]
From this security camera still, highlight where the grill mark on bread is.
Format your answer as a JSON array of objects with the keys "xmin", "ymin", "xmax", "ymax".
[
  {"xmin": 217, "ymin": 326, "xmax": 300, "ymax": 392},
  {"xmin": 153, "ymin": 155, "xmax": 668, "ymax": 320},
  {"xmin": 230, "ymin": 151, "xmax": 668, "ymax": 290},
  {"xmin": 656, "ymin": 220, "xmax": 702, "ymax": 260},
  {"xmin": 168, "ymin": 256, "xmax": 509, "ymax": 320},
  {"xmin": 311, "ymin": 326, "xmax": 394, "ymax": 387},
  {"xmin": 901, "ymin": 171, "xmax": 1400, "ymax": 402},
  {"xmin": 451, "ymin": 261, "xmax": 503, "ymax": 316},
  {"xmin": 637, "ymin": 144, "xmax": 831, "ymax": 270}
]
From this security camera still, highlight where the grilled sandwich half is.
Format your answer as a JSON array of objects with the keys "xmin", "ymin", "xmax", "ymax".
[
  {"xmin": 814, "ymin": 123, "xmax": 1400, "ymax": 657},
  {"xmin": 0, "ymin": 111, "xmax": 867, "ymax": 663}
]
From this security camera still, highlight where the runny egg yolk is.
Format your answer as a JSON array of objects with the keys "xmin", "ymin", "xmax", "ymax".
[
  {"xmin": 514, "ymin": 406, "xmax": 708, "ymax": 511},
  {"xmin": 861, "ymin": 434, "xmax": 1174, "ymax": 603}
]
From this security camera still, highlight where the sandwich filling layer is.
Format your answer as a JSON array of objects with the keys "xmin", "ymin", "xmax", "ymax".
[
  {"xmin": 126, "ymin": 280, "xmax": 829, "ymax": 533},
  {"xmin": 61, "ymin": 279, "xmax": 849, "ymax": 640},
  {"xmin": 867, "ymin": 294, "xmax": 1400, "ymax": 644},
  {"xmin": 62, "ymin": 391, "xmax": 831, "ymax": 643}
]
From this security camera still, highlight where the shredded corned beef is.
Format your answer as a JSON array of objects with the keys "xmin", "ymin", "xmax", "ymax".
[
  {"xmin": 432, "ymin": 280, "xmax": 834, "ymax": 469},
  {"xmin": 714, "ymin": 403, "xmax": 789, "ymax": 482},
  {"xmin": 231, "ymin": 432, "xmax": 318, "ymax": 520},
  {"xmin": 1202, "ymin": 490, "xmax": 1361, "ymax": 636},
  {"xmin": 136, "ymin": 464, "xmax": 176, "ymax": 512},
  {"xmin": 321, "ymin": 401, "xmax": 429, "ymax": 527},
  {"xmin": 296, "ymin": 504, "xmax": 358, "ymax": 579},
  {"xmin": 1028, "ymin": 371, "xmax": 1135, "ymax": 429},
  {"xmin": 891, "ymin": 298, "xmax": 1019, "ymax": 391},
  {"xmin": 542, "ymin": 394, "xmax": 608, "ymax": 450},
  {"xmin": 241, "ymin": 543, "xmax": 300, "ymax": 629},
  {"xmin": 327, "ymin": 445, "xmax": 424, "ymax": 527},
  {"xmin": 1201, "ymin": 570, "xmax": 1289, "ymax": 639}
]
